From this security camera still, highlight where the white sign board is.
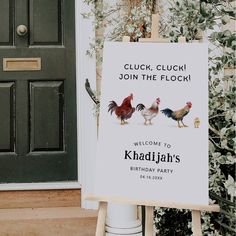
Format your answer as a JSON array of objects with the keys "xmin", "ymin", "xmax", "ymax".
[{"xmin": 94, "ymin": 42, "xmax": 208, "ymax": 205}]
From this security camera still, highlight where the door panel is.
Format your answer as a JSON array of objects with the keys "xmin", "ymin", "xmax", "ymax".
[
  {"xmin": 0, "ymin": 82, "xmax": 15, "ymax": 152},
  {"xmin": 29, "ymin": 0, "xmax": 62, "ymax": 45},
  {"xmin": 0, "ymin": 0, "xmax": 14, "ymax": 45},
  {"xmin": 30, "ymin": 81, "xmax": 64, "ymax": 151},
  {"xmin": 0, "ymin": 0, "xmax": 77, "ymax": 183}
]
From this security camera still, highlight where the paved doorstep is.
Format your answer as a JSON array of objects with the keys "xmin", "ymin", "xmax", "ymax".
[
  {"xmin": 0, "ymin": 207, "xmax": 98, "ymax": 236},
  {"xmin": 0, "ymin": 207, "xmax": 98, "ymax": 220}
]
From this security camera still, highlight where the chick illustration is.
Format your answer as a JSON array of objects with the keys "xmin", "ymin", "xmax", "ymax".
[{"xmin": 194, "ymin": 117, "xmax": 200, "ymax": 128}]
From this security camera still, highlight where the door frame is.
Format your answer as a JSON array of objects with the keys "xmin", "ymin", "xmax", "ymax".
[{"xmin": 0, "ymin": 0, "xmax": 97, "ymax": 203}]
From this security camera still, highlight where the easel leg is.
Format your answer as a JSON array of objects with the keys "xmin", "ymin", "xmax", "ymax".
[
  {"xmin": 141, "ymin": 206, "xmax": 145, "ymax": 236},
  {"xmin": 191, "ymin": 210, "xmax": 203, "ymax": 236},
  {"xmin": 145, "ymin": 206, "xmax": 154, "ymax": 236},
  {"xmin": 96, "ymin": 201, "xmax": 108, "ymax": 236}
]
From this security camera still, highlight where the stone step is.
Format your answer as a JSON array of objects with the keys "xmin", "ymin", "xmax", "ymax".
[
  {"xmin": 0, "ymin": 189, "xmax": 81, "ymax": 209},
  {"xmin": 0, "ymin": 206, "xmax": 98, "ymax": 236}
]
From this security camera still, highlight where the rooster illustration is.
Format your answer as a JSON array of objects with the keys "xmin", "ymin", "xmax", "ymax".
[
  {"xmin": 108, "ymin": 93, "xmax": 135, "ymax": 125},
  {"xmin": 161, "ymin": 102, "xmax": 192, "ymax": 128},
  {"xmin": 136, "ymin": 98, "xmax": 160, "ymax": 125}
]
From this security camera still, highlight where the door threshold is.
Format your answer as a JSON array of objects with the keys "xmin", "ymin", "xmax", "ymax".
[{"xmin": 0, "ymin": 181, "xmax": 81, "ymax": 191}]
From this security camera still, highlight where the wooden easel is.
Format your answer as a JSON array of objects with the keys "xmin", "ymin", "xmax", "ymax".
[
  {"xmin": 88, "ymin": 14, "xmax": 220, "ymax": 236},
  {"xmin": 86, "ymin": 195, "xmax": 220, "ymax": 236}
]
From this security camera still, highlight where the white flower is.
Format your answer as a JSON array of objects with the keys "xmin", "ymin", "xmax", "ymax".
[
  {"xmin": 220, "ymin": 127, "xmax": 227, "ymax": 137},
  {"xmin": 212, "ymin": 152, "xmax": 221, "ymax": 158},
  {"xmin": 215, "ymin": 85, "xmax": 223, "ymax": 93},
  {"xmin": 226, "ymin": 154, "xmax": 235, "ymax": 164},
  {"xmin": 224, "ymin": 175, "xmax": 236, "ymax": 197},
  {"xmin": 221, "ymin": 139, "xmax": 228, "ymax": 148},
  {"xmin": 232, "ymin": 113, "xmax": 236, "ymax": 123}
]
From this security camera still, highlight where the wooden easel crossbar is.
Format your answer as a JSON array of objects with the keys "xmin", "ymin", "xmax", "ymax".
[
  {"xmin": 86, "ymin": 194, "xmax": 220, "ymax": 236},
  {"xmin": 89, "ymin": 14, "xmax": 220, "ymax": 236}
]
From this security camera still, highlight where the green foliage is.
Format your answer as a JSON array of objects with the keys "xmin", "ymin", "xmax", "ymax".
[
  {"xmin": 108, "ymin": 2, "xmax": 153, "ymax": 42},
  {"xmin": 169, "ymin": 0, "xmax": 213, "ymax": 41},
  {"xmin": 154, "ymin": 208, "xmax": 192, "ymax": 235},
  {"xmin": 82, "ymin": 0, "xmax": 164, "ymax": 62},
  {"xmin": 164, "ymin": 1, "xmax": 236, "ymax": 234}
]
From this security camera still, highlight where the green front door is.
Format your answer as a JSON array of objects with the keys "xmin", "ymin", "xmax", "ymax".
[{"xmin": 0, "ymin": 0, "xmax": 77, "ymax": 183}]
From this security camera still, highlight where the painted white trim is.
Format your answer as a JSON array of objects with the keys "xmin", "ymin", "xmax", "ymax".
[
  {"xmin": 76, "ymin": 0, "xmax": 97, "ymax": 209},
  {"xmin": 0, "ymin": 182, "xmax": 81, "ymax": 191}
]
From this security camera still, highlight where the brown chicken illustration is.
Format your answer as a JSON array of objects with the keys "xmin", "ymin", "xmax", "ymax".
[
  {"xmin": 161, "ymin": 102, "xmax": 192, "ymax": 128},
  {"xmin": 136, "ymin": 98, "xmax": 160, "ymax": 125},
  {"xmin": 108, "ymin": 93, "xmax": 135, "ymax": 125}
]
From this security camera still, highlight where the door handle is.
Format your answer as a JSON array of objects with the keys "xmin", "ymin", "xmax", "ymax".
[{"xmin": 16, "ymin": 25, "xmax": 28, "ymax": 36}]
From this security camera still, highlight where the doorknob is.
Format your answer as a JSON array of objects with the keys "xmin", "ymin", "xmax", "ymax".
[{"xmin": 16, "ymin": 25, "xmax": 28, "ymax": 36}]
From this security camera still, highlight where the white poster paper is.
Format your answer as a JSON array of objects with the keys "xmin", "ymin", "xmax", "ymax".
[{"xmin": 94, "ymin": 42, "xmax": 209, "ymax": 205}]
